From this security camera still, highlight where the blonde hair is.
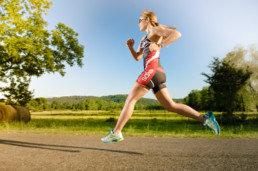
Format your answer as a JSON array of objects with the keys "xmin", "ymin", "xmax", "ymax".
[{"xmin": 141, "ymin": 10, "xmax": 176, "ymax": 30}]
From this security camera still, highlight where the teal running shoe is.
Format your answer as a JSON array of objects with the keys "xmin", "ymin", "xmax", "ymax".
[
  {"xmin": 101, "ymin": 129, "xmax": 124, "ymax": 143},
  {"xmin": 203, "ymin": 111, "xmax": 220, "ymax": 135}
]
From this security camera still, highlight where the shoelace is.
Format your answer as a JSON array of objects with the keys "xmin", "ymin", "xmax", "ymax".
[
  {"xmin": 106, "ymin": 129, "xmax": 115, "ymax": 137},
  {"xmin": 206, "ymin": 119, "xmax": 216, "ymax": 128}
]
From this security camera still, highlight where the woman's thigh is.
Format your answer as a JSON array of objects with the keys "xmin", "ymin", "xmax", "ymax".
[
  {"xmin": 126, "ymin": 82, "xmax": 149, "ymax": 103},
  {"xmin": 154, "ymin": 88, "xmax": 175, "ymax": 109}
]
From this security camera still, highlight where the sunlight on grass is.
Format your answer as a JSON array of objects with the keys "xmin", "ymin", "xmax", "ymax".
[{"xmin": 1, "ymin": 110, "xmax": 257, "ymax": 138}]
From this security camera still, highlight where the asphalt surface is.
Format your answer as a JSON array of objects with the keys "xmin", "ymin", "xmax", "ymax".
[{"xmin": 0, "ymin": 133, "xmax": 257, "ymax": 171}]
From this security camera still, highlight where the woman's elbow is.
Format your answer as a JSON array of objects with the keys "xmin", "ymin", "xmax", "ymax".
[
  {"xmin": 176, "ymin": 31, "xmax": 182, "ymax": 39},
  {"xmin": 178, "ymin": 32, "xmax": 182, "ymax": 38},
  {"xmin": 135, "ymin": 57, "xmax": 141, "ymax": 61},
  {"xmin": 135, "ymin": 53, "xmax": 142, "ymax": 61}
]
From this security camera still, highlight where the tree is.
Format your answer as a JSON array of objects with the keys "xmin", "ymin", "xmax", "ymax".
[
  {"xmin": 248, "ymin": 45, "xmax": 258, "ymax": 111},
  {"xmin": 51, "ymin": 100, "xmax": 62, "ymax": 110},
  {"xmin": 0, "ymin": 0, "xmax": 84, "ymax": 105},
  {"xmin": 223, "ymin": 45, "xmax": 258, "ymax": 111},
  {"xmin": 200, "ymin": 87, "xmax": 216, "ymax": 111},
  {"xmin": 1, "ymin": 77, "xmax": 33, "ymax": 106},
  {"xmin": 184, "ymin": 87, "xmax": 215, "ymax": 111},
  {"xmin": 184, "ymin": 90, "xmax": 202, "ymax": 110},
  {"xmin": 202, "ymin": 57, "xmax": 252, "ymax": 115},
  {"xmin": 26, "ymin": 97, "xmax": 50, "ymax": 110}
]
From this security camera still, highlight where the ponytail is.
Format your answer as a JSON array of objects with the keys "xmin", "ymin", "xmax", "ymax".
[
  {"xmin": 141, "ymin": 10, "xmax": 176, "ymax": 30},
  {"xmin": 157, "ymin": 23, "xmax": 176, "ymax": 30}
]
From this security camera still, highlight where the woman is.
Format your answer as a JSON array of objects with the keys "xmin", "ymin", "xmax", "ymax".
[{"xmin": 101, "ymin": 10, "xmax": 220, "ymax": 143}]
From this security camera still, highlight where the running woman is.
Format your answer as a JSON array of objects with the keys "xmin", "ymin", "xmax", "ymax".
[{"xmin": 101, "ymin": 10, "xmax": 220, "ymax": 143}]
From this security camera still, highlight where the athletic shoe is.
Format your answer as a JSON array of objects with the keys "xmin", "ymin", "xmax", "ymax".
[
  {"xmin": 101, "ymin": 129, "xmax": 124, "ymax": 143},
  {"xmin": 203, "ymin": 111, "xmax": 220, "ymax": 135}
]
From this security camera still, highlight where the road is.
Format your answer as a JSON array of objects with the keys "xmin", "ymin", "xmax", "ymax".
[{"xmin": 0, "ymin": 133, "xmax": 257, "ymax": 171}]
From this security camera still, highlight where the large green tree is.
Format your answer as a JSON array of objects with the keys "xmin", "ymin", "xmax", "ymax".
[
  {"xmin": 202, "ymin": 57, "xmax": 252, "ymax": 115},
  {"xmin": 0, "ymin": 0, "xmax": 84, "ymax": 105}
]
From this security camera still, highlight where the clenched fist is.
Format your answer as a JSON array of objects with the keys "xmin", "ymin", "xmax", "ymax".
[{"xmin": 126, "ymin": 38, "xmax": 134, "ymax": 48}]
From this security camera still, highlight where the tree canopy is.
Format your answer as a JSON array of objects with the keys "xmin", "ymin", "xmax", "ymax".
[
  {"xmin": 202, "ymin": 57, "xmax": 252, "ymax": 115},
  {"xmin": 0, "ymin": 0, "xmax": 84, "ymax": 105}
]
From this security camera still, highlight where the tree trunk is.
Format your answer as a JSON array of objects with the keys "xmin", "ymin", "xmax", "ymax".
[{"xmin": 241, "ymin": 95, "xmax": 245, "ymax": 111}]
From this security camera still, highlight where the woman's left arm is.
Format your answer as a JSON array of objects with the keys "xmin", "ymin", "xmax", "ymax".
[{"xmin": 149, "ymin": 27, "xmax": 181, "ymax": 51}]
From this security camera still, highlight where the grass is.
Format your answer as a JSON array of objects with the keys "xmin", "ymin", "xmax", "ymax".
[{"xmin": 0, "ymin": 110, "xmax": 258, "ymax": 138}]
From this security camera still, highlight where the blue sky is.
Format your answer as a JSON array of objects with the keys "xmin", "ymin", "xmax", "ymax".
[{"xmin": 29, "ymin": 0, "xmax": 258, "ymax": 99}]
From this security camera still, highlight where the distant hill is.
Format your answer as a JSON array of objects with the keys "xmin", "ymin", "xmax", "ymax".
[
  {"xmin": 100, "ymin": 95, "xmax": 184, "ymax": 104},
  {"xmin": 100, "ymin": 95, "xmax": 160, "ymax": 105},
  {"xmin": 174, "ymin": 98, "xmax": 184, "ymax": 103},
  {"xmin": 46, "ymin": 96, "xmax": 98, "ymax": 104}
]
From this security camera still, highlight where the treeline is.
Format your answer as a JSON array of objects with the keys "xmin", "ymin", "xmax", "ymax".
[
  {"xmin": 46, "ymin": 95, "xmax": 161, "ymax": 106},
  {"xmin": 26, "ymin": 97, "xmax": 165, "ymax": 111},
  {"xmin": 184, "ymin": 86, "xmax": 257, "ymax": 112},
  {"xmin": 184, "ymin": 87, "xmax": 215, "ymax": 111}
]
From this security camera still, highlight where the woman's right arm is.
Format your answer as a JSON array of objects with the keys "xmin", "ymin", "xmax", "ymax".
[{"xmin": 126, "ymin": 38, "xmax": 143, "ymax": 61}]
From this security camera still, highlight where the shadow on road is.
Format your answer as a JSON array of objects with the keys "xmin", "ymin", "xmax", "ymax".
[{"xmin": 0, "ymin": 139, "xmax": 143, "ymax": 155}]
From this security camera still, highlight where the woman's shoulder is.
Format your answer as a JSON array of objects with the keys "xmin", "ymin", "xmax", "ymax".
[
  {"xmin": 141, "ymin": 35, "xmax": 147, "ymax": 40},
  {"xmin": 152, "ymin": 24, "xmax": 176, "ymax": 33},
  {"xmin": 150, "ymin": 24, "xmax": 177, "ymax": 38},
  {"xmin": 140, "ymin": 35, "xmax": 147, "ymax": 43},
  {"xmin": 151, "ymin": 25, "xmax": 167, "ymax": 33}
]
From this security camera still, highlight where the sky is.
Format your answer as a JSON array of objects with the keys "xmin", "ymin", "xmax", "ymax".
[{"xmin": 27, "ymin": 0, "xmax": 258, "ymax": 99}]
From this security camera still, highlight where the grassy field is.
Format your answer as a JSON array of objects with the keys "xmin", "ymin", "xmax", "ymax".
[{"xmin": 0, "ymin": 110, "xmax": 258, "ymax": 138}]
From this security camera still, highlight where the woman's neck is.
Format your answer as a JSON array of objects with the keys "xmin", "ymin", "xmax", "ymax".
[{"xmin": 146, "ymin": 24, "xmax": 153, "ymax": 34}]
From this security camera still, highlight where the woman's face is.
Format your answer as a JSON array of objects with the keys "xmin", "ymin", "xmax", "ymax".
[{"xmin": 138, "ymin": 17, "xmax": 148, "ymax": 31}]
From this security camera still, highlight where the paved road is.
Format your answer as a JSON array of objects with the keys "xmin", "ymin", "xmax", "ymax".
[{"xmin": 0, "ymin": 133, "xmax": 257, "ymax": 171}]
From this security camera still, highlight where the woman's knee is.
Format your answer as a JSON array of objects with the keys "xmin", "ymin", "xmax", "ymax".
[
  {"xmin": 125, "ymin": 95, "xmax": 138, "ymax": 106},
  {"xmin": 164, "ymin": 101, "xmax": 178, "ymax": 112},
  {"xmin": 125, "ymin": 82, "xmax": 149, "ymax": 106}
]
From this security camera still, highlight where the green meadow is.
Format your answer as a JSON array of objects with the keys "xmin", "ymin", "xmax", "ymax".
[{"xmin": 1, "ymin": 110, "xmax": 258, "ymax": 138}]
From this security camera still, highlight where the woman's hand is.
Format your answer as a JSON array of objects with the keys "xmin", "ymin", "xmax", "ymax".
[
  {"xmin": 126, "ymin": 38, "xmax": 142, "ymax": 61},
  {"xmin": 149, "ymin": 42, "xmax": 161, "ymax": 52},
  {"xmin": 126, "ymin": 38, "xmax": 134, "ymax": 48}
]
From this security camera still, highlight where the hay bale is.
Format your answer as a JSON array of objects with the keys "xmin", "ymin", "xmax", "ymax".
[
  {"xmin": 0, "ymin": 104, "xmax": 19, "ymax": 122},
  {"xmin": 12, "ymin": 105, "xmax": 31, "ymax": 122},
  {"xmin": 0, "ymin": 105, "xmax": 4, "ymax": 121}
]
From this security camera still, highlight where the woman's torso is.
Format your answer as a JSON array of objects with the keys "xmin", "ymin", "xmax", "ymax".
[
  {"xmin": 140, "ymin": 35, "xmax": 152, "ymax": 65},
  {"xmin": 140, "ymin": 34, "xmax": 162, "ymax": 69}
]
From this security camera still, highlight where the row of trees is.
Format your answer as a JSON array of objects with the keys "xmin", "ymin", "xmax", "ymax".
[
  {"xmin": 26, "ymin": 97, "xmax": 163, "ymax": 111},
  {"xmin": 184, "ymin": 45, "xmax": 257, "ymax": 114}
]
